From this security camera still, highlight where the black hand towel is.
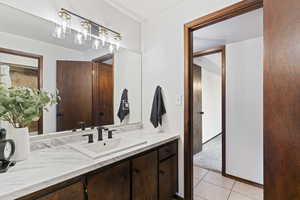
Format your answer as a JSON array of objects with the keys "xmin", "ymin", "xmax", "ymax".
[
  {"xmin": 150, "ymin": 86, "xmax": 166, "ymax": 128},
  {"xmin": 117, "ymin": 89, "xmax": 130, "ymax": 122}
]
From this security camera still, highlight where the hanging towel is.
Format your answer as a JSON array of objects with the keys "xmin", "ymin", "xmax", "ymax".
[
  {"xmin": 117, "ymin": 89, "xmax": 130, "ymax": 122},
  {"xmin": 150, "ymin": 86, "xmax": 166, "ymax": 128}
]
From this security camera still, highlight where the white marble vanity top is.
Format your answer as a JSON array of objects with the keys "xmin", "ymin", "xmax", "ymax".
[{"xmin": 0, "ymin": 129, "xmax": 180, "ymax": 200}]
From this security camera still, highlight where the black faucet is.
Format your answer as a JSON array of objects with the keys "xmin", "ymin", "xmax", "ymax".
[
  {"xmin": 97, "ymin": 127, "xmax": 108, "ymax": 141},
  {"xmin": 79, "ymin": 121, "xmax": 86, "ymax": 131},
  {"xmin": 108, "ymin": 129, "xmax": 117, "ymax": 139},
  {"xmin": 82, "ymin": 134, "xmax": 94, "ymax": 143}
]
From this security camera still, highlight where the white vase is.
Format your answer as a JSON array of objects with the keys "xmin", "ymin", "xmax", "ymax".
[{"xmin": 7, "ymin": 127, "xmax": 30, "ymax": 162}]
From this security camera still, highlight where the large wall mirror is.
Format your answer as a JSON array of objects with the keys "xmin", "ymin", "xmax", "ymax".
[{"xmin": 0, "ymin": 3, "xmax": 142, "ymax": 135}]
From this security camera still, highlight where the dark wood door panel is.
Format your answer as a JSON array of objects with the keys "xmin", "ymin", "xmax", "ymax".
[
  {"xmin": 132, "ymin": 151, "xmax": 158, "ymax": 200},
  {"xmin": 87, "ymin": 161, "xmax": 130, "ymax": 200},
  {"xmin": 193, "ymin": 64, "xmax": 202, "ymax": 154},
  {"xmin": 36, "ymin": 182, "xmax": 84, "ymax": 200},
  {"xmin": 159, "ymin": 156, "xmax": 178, "ymax": 200},
  {"xmin": 57, "ymin": 61, "xmax": 93, "ymax": 131},
  {"xmin": 93, "ymin": 63, "xmax": 114, "ymax": 126},
  {"xmin": 264, "ymin": 0, "xmax": 300, "ymax": 199}
]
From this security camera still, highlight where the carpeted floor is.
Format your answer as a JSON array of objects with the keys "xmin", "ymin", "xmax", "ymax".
[{"xmin": 193, "ymin": 134, "xmax": 222, "ymax": 172}]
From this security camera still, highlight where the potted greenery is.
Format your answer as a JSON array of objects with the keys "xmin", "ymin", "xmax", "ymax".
[{"xmin": 0, "ymin": 83, "xmax": 58, "ymax": 161}]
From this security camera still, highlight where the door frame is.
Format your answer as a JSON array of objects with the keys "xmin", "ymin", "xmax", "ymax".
[
  {"xmin": 193, "ymin": 46, "xmax": 226, "ymax": 174},
  {"xmin": 0, "ymin": 47, "xmax": 44, "ymax": 134},
  {"xmin": 183, "ymin": 0, "xmax": 263, "ymax": 199}
]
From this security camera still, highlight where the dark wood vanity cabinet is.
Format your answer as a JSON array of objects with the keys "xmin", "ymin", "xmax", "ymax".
[
  {"xmin": 18, "ymin": 140, "xmax": 178, "ymax": 200},
  {"xmin": 132, "ymin": 151, "xmax": 158, "ymax": 200},
  {"xmin": 87, "ymin": 161, "xmax": 130, "ymax": 200},
  {"xmin": 159, "ymin": 156, "xmax": 178, "ymax": 200},
  {"xmin": 36, "ymin": 182, "xmax": 85, "ymax": 200}
]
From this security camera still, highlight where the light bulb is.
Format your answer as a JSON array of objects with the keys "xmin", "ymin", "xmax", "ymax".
[
  {"xmin": 100, "ymin": 35, "xmax": 106, "ymax": 46},
  {"xmin": 115, "ymin": 42, "xmax": 120, "ymax": 51},
  {"xmin": 58, "ymin": 10, "xmax": 71, "ymax": 34},
  {"xmin": 53, "ymin": 25, "xmax": 64, "ymax": 39},
  {"xmin": 75, "ymin": 32, "xmax": 83, "ymax": 45},
  {"xmin": 81, "ymin": 21, "xmax": 91, "ymax": 41},
  {"xmin": 109, "ymin": 43, "xmax": 114, "ymax": 53},
  {"xmin": 93, "ymin": 39, "xmax": 100, "ymax": 49}
]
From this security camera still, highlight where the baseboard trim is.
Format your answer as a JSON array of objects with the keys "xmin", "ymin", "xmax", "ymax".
[
  {"xmin": 202, "ymin": 132, "xmax": 222, "ymax": 145},
  {"xmin": 224, "ymin": 173, "xmax": 264, "ymax": 189},
  {"xmin": 174, "ymin": 194, "xmax": 184, "ymax": 200}
]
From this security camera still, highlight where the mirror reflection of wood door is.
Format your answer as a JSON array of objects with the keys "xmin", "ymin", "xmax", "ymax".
[
  {"xmin": 193, "ymin": 64, "xmax": 203, "ymax": 155},
  {"xmin": 57, "ymin": 61, "xmax": 94, "ymax": 131},
  {"xmin": 57, "ymin": 61, "xmax": 114, "ymax": 132},
  {"xmin": 93, "ymin": 63, "xmax": 114, "ymax": 126}
]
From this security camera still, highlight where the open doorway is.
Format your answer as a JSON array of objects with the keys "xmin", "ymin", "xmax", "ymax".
[
  {"xmin": 184, "ymin": 1, "xmax": 264, "ymax": 199},
  {"xmin": 192, "ymin": 47, "xmax": 225, "ymax": 173}
]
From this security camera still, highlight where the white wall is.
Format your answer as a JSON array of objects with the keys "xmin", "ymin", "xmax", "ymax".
[
  {"xmin": 226, "ymin": 37, "xmax": 263, "ymax": 184},
  {"xmin": 194, "ymin": 53, "xmax": 222, "ymax": 143},
  {"xmin": 0, "ymin": 53, "xmax": 38, "ymax": 67},
  {"xmin": 0, "ymin": 0, "xmax": 141, "ymax": 51},
  {"xmin": 141, "ymin": 0, "xmax": 242, "ymax": 195},
  {"xmin": 114, "ymin": 49, "xmax": 142, "ymax": 125},
  {"xmin": 0, "ymin": 31, "xmax": 86, "ymax": 133}
]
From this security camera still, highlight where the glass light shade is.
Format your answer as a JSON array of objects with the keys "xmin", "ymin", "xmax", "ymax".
[
  {"xmin": 109, "ymin": 43, "xmax": 114, "ymax": 53},
  {"xmin": 93, "ymin": 39, "xmax": 100, "ymax": 49},
  {"xmin": 58, "ymin": 10, "xmax": 71, "ymax": 34},
  {"xmin": 99, "ymin": 28, "xmax": 108, "ymax": 46},
  {"xmin": 53, "ymin": 25, "xmax": 65, "ymax": 39},
  {"xmin": 115, "ymin": 42, "xmax": 120, "ymax": 50},
  {"xmin": 114, "ymin": 34, "xmax": 121, "ymax": 51},
  {"xmin": 75, "ymin": 32, "xmax": 84, "ymax": 45},
  {"xmin": 81, "ymin": 21, "xmax": 92, "ymax": 41}
]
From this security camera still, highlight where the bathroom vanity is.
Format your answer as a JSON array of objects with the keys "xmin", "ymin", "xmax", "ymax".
[
  {"xmin": 0, "ymin": 130, "xmax": 179, "ymax": 200},
  {"xmin": 20, "ymin": 141, "xmax": 178, "ymax": 200}
]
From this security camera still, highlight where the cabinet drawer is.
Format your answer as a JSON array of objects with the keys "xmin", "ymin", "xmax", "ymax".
[{"xmin": 159, "ymin": 142, "xmax": 177, "ymax": 161}]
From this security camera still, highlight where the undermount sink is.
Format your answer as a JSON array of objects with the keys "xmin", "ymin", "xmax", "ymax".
[{"xmin": 69, "ymin": 137, "xmax": 147, "ymax": 159}]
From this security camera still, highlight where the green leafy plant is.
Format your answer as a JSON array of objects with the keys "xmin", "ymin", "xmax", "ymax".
[{"xmin": 0, "ymin": 83, "xmax": 59, "ymax": 128}]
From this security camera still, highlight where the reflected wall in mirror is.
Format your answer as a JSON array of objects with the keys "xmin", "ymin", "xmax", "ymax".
[{"xmin": 0, "ymin": 3, "xmax": 142, "ymax": 135}]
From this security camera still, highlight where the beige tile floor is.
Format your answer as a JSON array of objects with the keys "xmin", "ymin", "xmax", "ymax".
[{"xmin": 193, "ymin": 166, "xmax": 264, "ymax": 200}]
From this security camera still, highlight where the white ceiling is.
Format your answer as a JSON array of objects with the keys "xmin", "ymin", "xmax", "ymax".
[
  {"xmin": 103, "ymin": 0, "xmax": 183, "ymax": 22},
  {"xmin": 193, "ymin": 8, "xmax": 263, "ymax": 52}
]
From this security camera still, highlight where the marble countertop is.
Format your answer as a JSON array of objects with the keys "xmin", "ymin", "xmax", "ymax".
[{"xmin": 0, "ymin": 129, "xmax": 180, "ymax": 200}]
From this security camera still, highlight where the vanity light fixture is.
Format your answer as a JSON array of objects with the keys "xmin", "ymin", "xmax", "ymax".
[
  {"xmin": 80, "ymin": 21, "xmax": 92, "ymax": 41},
  {"xmin": 54, "ymin": 8, "xmax": 122, "ymax": 51},
  {"xmin": 58, "ymin": 9, "xmax": 71, "ymax": 35}
]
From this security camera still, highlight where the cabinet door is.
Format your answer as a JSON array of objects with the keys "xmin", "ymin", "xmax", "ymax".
[
  {"xmin": 132, "ymin": 151, "xmax": 158, "ymax": 200},
  {"xmin": 87, "ymin": 161, "xmax": 130, "ymax": 200},
  {"xmin": 37, "ymin": 182, "xmax": 85, "ymax": 200},
  {"xmin": 159, "ymin": 156, "xmax": 178, "ymax": 200}
]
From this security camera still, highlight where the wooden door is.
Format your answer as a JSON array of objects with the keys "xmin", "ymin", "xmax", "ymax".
[
  {"xmin": 36, "ymin": 182, "xmax": 85, "ymax": 200},
  {"xmin": 264, "ymin": 0, "xmax": 300, "ymax": 199},
  {"xmin": 132, "ymin": 151, "xmax": 158, "ymax": 200},
  {"xmin": 159, "ymin": 156, "xmax": 177, "ymax": 200},
  {"xmin": 87, "ymin": 161, "xmax": 130, "ymax": 200},
  {"xmin": 57, "ymin": 61, "xmax": 93, "ymax": 131},
  {"xmin": 93, "ymin": 63, "xmax": 114, "ymax": 126},
  {"xmin": 193, "ymin": 64, "xmax": 203, "ymax": 154}
]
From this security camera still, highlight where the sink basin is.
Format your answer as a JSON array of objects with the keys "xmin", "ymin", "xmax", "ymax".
[{"xmin": 69, "ymin": 137, "xmax": 147, "ymax": 159}]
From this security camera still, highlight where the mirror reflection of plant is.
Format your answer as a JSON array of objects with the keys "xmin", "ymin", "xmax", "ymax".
[{"xmin": 0, "ymin": 83, "xmax": 59, "ymax": 128}]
